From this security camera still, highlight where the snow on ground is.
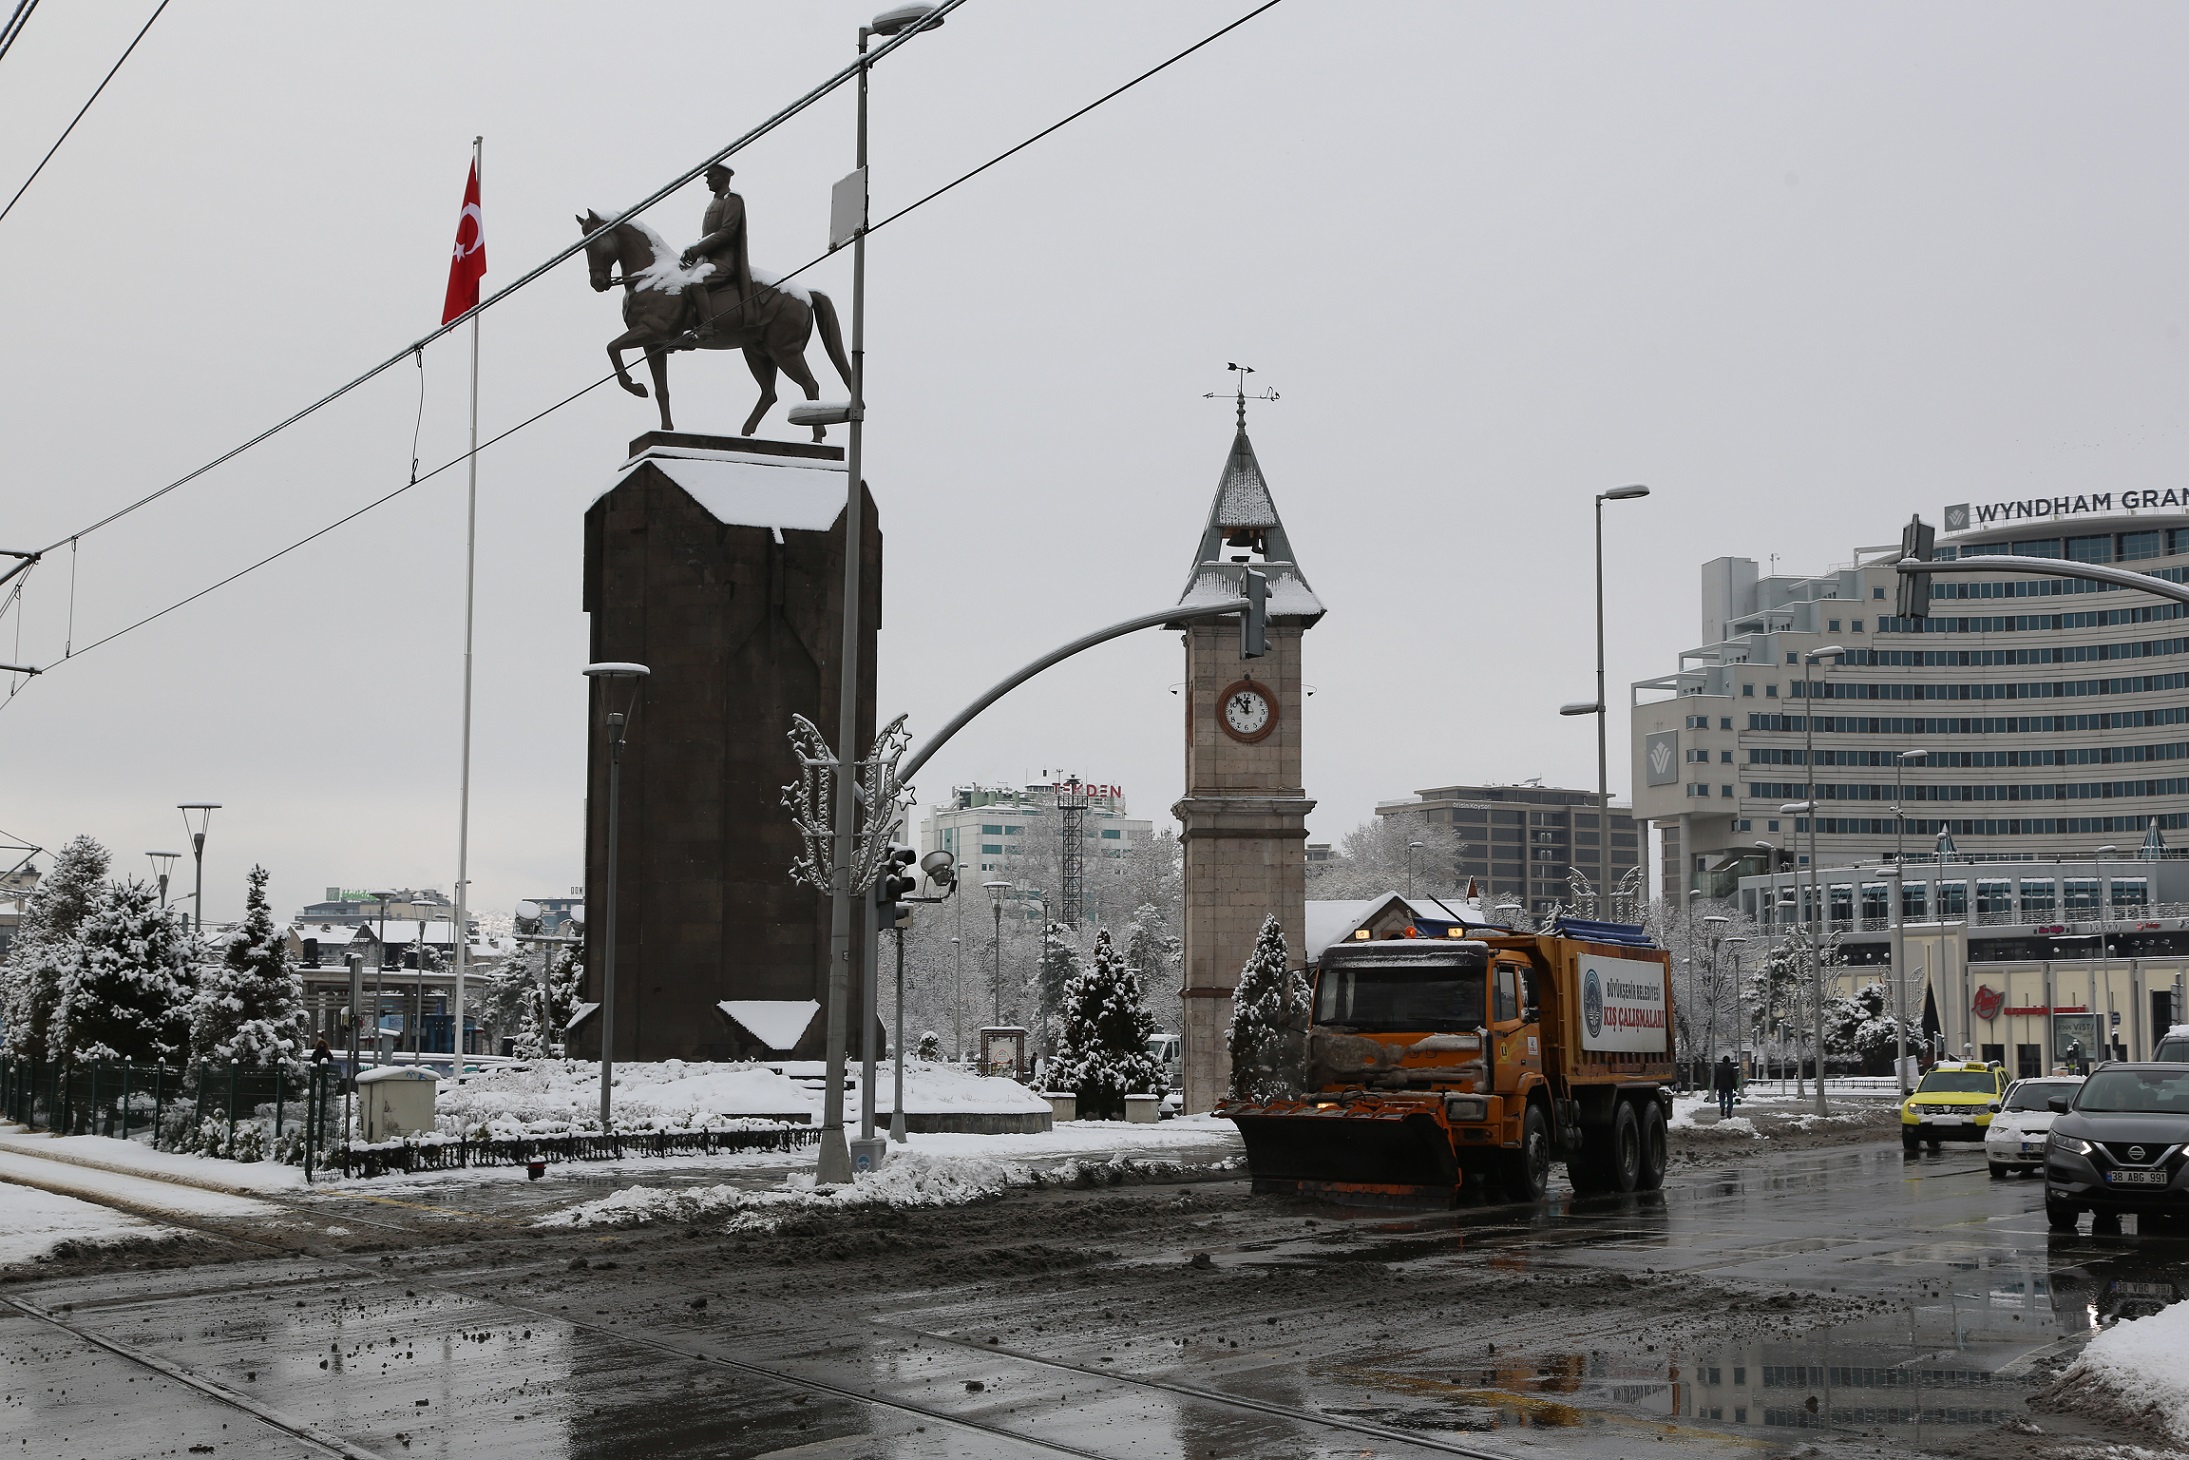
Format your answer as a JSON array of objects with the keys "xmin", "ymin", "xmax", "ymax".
[
  {"xmin": 0, "ymin": 1182, "xmax": 172, "ymax": 1266},
  {"xmin": 0, "ymin": 1130, "xmax": 306, "ymax": 1192},
  {"xmin": 0, "ymin": 1150, "xmax": 277, "ymax": 1222},
  {"xmin": 435, "ymin": 1058, "xmax": 1047, "ymax": 1138},
  {"xmin": 2056, "ymin": 1298, "xmax": 2189, "ymax": 1444},
  {"xmin": 539, "ymin": 1136, "xmax": 1243, "ymax": 1233}
]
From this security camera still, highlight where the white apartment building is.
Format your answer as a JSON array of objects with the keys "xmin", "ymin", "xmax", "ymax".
[
  {"xmin": 1634, "ymin": 493, "xmax": 2189, "ymax": 898},
  {"xmin": 920, "ymin": 781, "xmax": 1154, "ymax": 894}
]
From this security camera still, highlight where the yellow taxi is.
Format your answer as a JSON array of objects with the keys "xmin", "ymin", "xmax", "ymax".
[{"xmin": 1901, "ymin": 1060, "xmax": 2007, "ymax": 1151}]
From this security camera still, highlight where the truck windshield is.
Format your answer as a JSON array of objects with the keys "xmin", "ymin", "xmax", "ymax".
[{"xmin": 1315, "ymin": 964, "xmax": 1486, "ymax": 1032}]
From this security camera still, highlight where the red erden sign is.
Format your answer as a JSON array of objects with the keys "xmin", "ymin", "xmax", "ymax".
[{"xmin": 1972, "ymin": 984, "xmax": 2004, "ymax": 1021}]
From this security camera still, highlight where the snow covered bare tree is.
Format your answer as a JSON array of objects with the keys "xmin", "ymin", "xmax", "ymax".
[
  {"xmin": 1304, "ymin": 813, "xmax": 1471, "ymax": 901},
  {"xmin": 188, "ymin": 865, "xmax": 306, "ymax": 1069},
  {"xmin": 1123, "ymin": 903, "xmax": 1182, "ymax": 1037},
  {"xmin": 51, "ymin": 879, "xmax": 191, "ymax": 1065},
  {"xmin": 1048, "ymin": 928, "xmax": 1163, "ymax": 1117},
  {"xmin": 0, "ymin": 834, "xmax": 109, "ymax": 1062},
  {"xmin": 1227, "ymin": 915, "xmax": 1310, "ymax": 1101}
]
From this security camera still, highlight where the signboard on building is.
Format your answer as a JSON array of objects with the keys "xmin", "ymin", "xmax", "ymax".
[
  {"xmin": 1943, "ymin": 490, "xmax": 2189, "ymax": 535},
  {"xmin": 1644, "ymin": 731, "xmax": 1679, "ymax": 787},
  {"xmin": 1578, "ymin": 952, "xmax": 1669, "ymax": 1053}
]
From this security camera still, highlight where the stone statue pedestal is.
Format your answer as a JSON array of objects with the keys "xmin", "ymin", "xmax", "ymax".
[{"xmin": 578, "ymin": 431, "xmax": 879, "ymax": 1062}]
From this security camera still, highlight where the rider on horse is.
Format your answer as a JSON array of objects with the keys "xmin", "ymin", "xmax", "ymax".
[{"xmin": 680, "ymin": 162, "xmax": 757, "ymax": 341}]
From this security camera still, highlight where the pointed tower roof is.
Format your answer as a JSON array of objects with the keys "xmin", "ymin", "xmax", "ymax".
[
  {"xmin": 2141, "ymin": 817, "xmax": 2167, "ymax": 860},
  {"xmin": 1172, "ymin": 424, "xmax": 1324, "ymax": 627}
]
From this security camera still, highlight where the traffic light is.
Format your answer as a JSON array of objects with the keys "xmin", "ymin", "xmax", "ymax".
[
  {"xmin": 878, "ymin": 844, "xmax": 918, "ymax": 929},
  {"xmin": 1896, "ymin": 513, "xmax": 1935, "ymax": 620},
  {"xmin": 1242, "ymin": 566, "xmax": 1267, "ymax": 659}
]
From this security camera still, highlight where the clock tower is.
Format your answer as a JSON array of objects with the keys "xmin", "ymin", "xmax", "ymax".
[{"xmin": 1170, "ymin": 419, "xmax": 1323, "ymax": 1113}]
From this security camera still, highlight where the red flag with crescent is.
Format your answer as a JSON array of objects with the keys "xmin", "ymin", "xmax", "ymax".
[{"xmin": 441, "ymin": 160, "xmax": 486, "ymax": 325}]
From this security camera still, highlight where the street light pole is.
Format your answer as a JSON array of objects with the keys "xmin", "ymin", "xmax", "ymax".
[
  {"xmin": 984, "ymin": 879, "xmax": 1010, "ymax": 1035},
  {"xmin": 146, "ymin": 851, "xmax": 181, "ymax": 911},
  {"xmin": 1889, "ymin": 748, "xmax": 1927, "ymax": 1094},
  {"xmin": 177, "ymin": 804, "xmax": 220, "ymax": 938},
  {"xmin": 371, "ymin": 890, "xmax": 399, "ymax": 1068},
  {"xmin": 1407, "ymin": 840, "xmax": 1424, "ymax": 900},
  {"xmin": 814, "ymin": 1, "xmax": 947, "ymax": 1188},
  {"xmin": 1594, "ymin": 485, "xmax": 1648, "ymax": 903},
  {"xmin": 1800, "ymin": 645, "xmax": 1845, "ymax": 1115},
  {"xmin": 1703, "ymin": 913, "xmax": 1731, "ymax": 1068},
  {"xmin": 2095, "ymin": 843, "xmax": 2118, "ymax": 1061},
  {"xmin": 583, "ymin": 662, "xmax": 649, "ymax": 1132}
]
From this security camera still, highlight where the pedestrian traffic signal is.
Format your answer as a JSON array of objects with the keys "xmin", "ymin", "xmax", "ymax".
[{"xmin": 1897, "ymin": 513, "xmax": 1935, "ymax": 620}]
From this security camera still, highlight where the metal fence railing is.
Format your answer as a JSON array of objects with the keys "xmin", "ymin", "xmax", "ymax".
[
  {"xmin": 337, "ymin": 1125, "xmax": 819, "ymax": 1179},
  {"xmin": 0, "ymin": 1056, "xmax": 343, "ymax": 1177}
]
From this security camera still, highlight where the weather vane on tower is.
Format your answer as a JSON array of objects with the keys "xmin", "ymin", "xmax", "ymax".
[{"xmin": 1204, "ymin": 362, "xmax": 1279, "ymax": 429}]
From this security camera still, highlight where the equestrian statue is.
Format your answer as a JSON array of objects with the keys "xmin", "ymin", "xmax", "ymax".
[{"xmin": 580, "ymin": 163, "xmax": 850, "ymax": 440}]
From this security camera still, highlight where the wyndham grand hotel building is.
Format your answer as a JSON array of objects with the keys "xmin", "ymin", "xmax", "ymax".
[{"xmin": 1631, "ymin": 489, "xmax": 2189, "ymax": 901}]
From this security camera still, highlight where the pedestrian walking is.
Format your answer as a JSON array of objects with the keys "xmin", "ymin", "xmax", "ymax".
[
  {"xmin": 310, "ymin": 1036, "xmax": 334, "ymax": 1066},
  {"xmin": 1712, "ymin": 1054, "xmax": 1738, "ymax": 1119}
]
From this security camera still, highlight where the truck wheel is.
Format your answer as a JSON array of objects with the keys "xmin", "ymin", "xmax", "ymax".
[
  {"xmin": 1607, "ymin": 1100, "xmax": 1643, "ymax": 1193},
  {"xmin": 1636, "ymin": 1101, "xmax": 1668, "ymax": 1191},
  {"xmin": 1500, "ymin": 1105, "xmax": 1551, "ymax": 1202}
]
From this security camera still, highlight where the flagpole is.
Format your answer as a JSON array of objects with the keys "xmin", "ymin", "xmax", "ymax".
[{"xmin": 452, "ymin": 134, "xmax": 481, "ymax": 1068}]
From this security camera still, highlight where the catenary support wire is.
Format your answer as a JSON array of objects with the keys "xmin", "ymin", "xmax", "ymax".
[
  {"xmin": 6, "ymin": 0, "xmax": 1287, "ymax": 687},
  {"xmin": 0, "ymin": 0, "xmax": 170, "ymax": 227}
]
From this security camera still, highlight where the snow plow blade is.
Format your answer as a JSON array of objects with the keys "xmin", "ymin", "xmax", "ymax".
[{"xmin": 1220, "ymin": 1097, "xmax": 1461, "ymax": 1204}]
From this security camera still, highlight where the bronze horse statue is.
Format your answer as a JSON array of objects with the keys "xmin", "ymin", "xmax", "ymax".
[{"xmin": 578, "ymin": 210, "xmax": 851, "ymax": 440}]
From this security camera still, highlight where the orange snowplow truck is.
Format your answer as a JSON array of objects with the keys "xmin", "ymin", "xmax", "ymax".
[{"xmin": 1221, "ymin": 919, "xmax": 1676, "ymax": 1203}]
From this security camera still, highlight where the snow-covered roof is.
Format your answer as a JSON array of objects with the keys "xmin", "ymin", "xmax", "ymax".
[
  {"xmin": 717, "ymin": 999, "xmax": 820, "ymax": 1052},
  {"xmin": 1176, "ymin": 561, "xmax": 1323, "ymax": 619},
  {"xmin": 1173, "ymin": 425, "xmax": 1323, "ymax": 625},
  {"xmin": 597, "ymin": 444, "xmax": 848, "ymax": 533},
  {"xmin": 355, "ymin": 1065, "xmax": 438, "ymax": 1085},
  {"xmin": 1306, "ymin": 894, "xmax": 1493, "ymax": 953}
]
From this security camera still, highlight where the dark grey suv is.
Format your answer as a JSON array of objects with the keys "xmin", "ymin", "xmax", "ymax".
[{"xmin": 2044, "ymin": 1064, "xmax": 2189, "ymax": 1234}]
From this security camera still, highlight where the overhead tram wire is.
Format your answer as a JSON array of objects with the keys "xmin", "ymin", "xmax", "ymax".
[
  {"xmin": 26, "ymin": 0, "xmax": 968, "ymax": 560},
  {"xmin": 0, "ymin": 0, "xmax": 170, "ymax": 227},
  {"xmin": 0, "ymin": 0, "xmax": 40, "ymax": 69},
  {"xmin": 6, "ymin": 0, "xmax": 1289, "ymax": 687}
]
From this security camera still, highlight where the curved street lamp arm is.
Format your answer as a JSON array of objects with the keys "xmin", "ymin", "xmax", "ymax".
[
  {"xmin": 900, "ymin": 598, "xmax": 1250, "ymax": 785},
  {"xmin": 1896, "ymin": 554, "xmax": 2189, "ymax": 607}
]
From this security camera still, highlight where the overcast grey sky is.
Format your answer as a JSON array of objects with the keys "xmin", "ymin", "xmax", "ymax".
[{"xmin": 4, "ymin": 2, "xmax": 2187, "ymax": 924}]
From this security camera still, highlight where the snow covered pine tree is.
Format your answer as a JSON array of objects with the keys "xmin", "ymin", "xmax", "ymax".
[
  {"xmin": 188, "ymin": 865, "xmax": 306, "ymax": 1069},
  {"xmin": 1047, "ymin": 927, "xmax": 1163, "ymax": 1119},
  {"xmin": 0, "ymin": 833, "xmax": 109, "ymax": 1062},
  {"xmin": 51, "ymin": 878, "xmax": 192, "ymax": 1065},
  {"xmin": 1227, "ymin": 914, "xmax": 1309, "ymax": 1101}
]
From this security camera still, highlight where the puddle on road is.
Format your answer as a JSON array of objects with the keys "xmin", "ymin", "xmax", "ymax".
[{"xmin": 1339, "ymin": 1240, "xmax": 2189, "ymax": 1448}]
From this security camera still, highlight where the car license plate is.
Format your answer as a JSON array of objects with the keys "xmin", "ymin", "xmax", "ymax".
[
  {"xmin": 1930, "ymin": 1114, "xmax": 1964, "ymax": 1125},
  {"xmin": 2105, "ymin": 1170, "xmax": 2168, "ymax": 1187},
  {"xmin": 2021, "ymin": 1142, "xmax": 2045, "ymax": 1153}
]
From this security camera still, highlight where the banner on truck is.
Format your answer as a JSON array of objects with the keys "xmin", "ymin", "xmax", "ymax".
[{"xmin": 1578, "ymin": 952, "xmax": 1669, "ymax": 1053}]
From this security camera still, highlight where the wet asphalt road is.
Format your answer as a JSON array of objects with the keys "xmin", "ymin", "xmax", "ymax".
[{"xmin": 4, "ymin": 1135, "xmax": 2185, "ymax": 1459}]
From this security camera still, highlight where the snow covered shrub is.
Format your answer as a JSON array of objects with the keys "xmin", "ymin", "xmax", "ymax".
[
  {"xmin": 0, "ymin": 834, "xmax": 109, "ymax": 1062},
  {"xmin": 916, "ymin": 1030, "xmax": 942, "ymax": 1062},
  {"xmin": 188, "ymin": 865, "xmax": 306, "ymax": 1071},
  {"xmin": 1048, "ymin": 929, "xmax": 1162, "ymax": 1119},
  {"xmin": 228, "ymin": 1122, "xmax": 268, "ymax": 1164},
  {"xmin": 1226, "ymin": 915, "xmax": 1309, "ymax": 1101},
  {"xmin": 51, "ymin": 878, "xmax": 191, "ymax": 1065}
]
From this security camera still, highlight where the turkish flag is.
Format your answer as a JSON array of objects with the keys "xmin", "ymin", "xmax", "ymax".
[{"xmin": 440, "ymin": 160, "xmax": 486, "ymax": 325}]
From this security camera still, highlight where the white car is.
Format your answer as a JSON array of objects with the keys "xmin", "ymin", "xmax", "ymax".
[{"xmin": 1984, "ymin": 1075, "xmax": 2086, "ymax": 1178}]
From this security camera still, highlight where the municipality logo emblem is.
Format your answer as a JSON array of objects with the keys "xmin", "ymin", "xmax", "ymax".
[
  {"xmin": 1649, "ymin": 740, "xmax": 1673, "ymax": 778},
  {"xmin": 1582, "ymin": 967, "xmax": 1604, "ymax": 1040}
]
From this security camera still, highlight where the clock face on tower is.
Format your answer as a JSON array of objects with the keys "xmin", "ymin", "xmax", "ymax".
[{"xmin": 1219, "ymin": 679, "xmax": 1276, "ymax": 743}]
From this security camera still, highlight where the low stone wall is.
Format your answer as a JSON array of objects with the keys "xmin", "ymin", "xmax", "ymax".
[{"xmin": 899, "ymin": 1110, "xmax": 1052, "ymax": 1135}]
